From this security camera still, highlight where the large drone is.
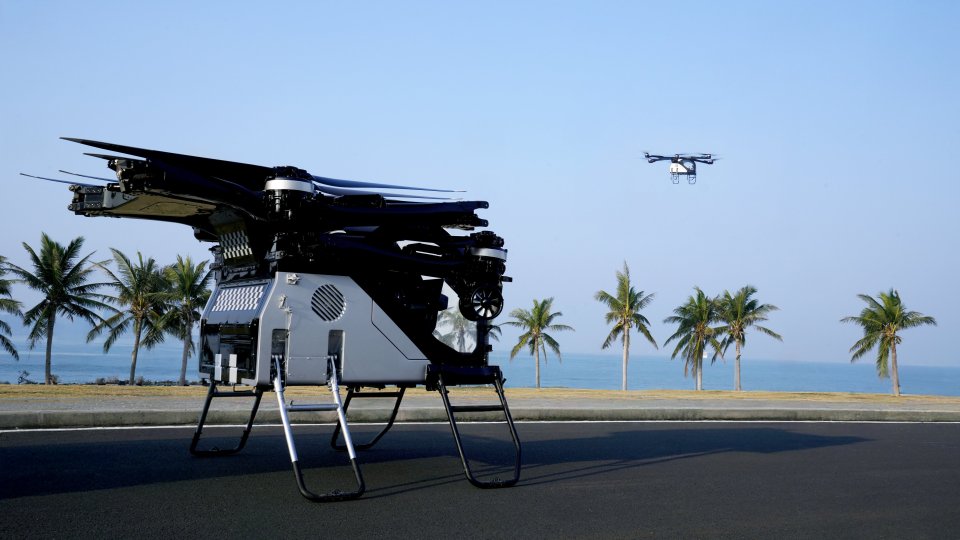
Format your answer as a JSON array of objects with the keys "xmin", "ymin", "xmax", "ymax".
[
  {"xmin": 644, "ymin": 152, "xmax": 717, "ymax": 184},
  {"xmin": 42, "ymin": 137, "xmax": 520, "ymax": 501}
]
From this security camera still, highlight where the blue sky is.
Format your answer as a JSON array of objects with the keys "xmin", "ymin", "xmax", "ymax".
[{"xmin": 1, "ymin": 1, "xmax": 958, "ymax": 366}]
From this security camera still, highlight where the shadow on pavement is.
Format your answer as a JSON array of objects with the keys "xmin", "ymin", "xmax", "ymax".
[
  {"xmin": 0, "ymin": 422, "xmax": 868, "ymax": 499},
  {"xmin": 516, "ymin": 423, "xmax": 868, "ymax": 487}
]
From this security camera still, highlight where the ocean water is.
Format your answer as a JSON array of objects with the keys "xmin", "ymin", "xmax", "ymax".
[
  {"xmin": 491, "ymin": 351, "xmax": 960, "ymax": 396},
  {"xmin": 2, "ymin": 344, "xmax": 958, "ymax": 396},
  {"xmin": 0, "ymin": 343, "xmax": 190, "ymax": 385}
]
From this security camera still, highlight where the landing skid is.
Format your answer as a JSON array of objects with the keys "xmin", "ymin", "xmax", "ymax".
[
  {"xmin": 273, "ymin": 357, "xmax": 365, "ymax": 502},
  {"xmin": 189, "ymin": 383, "xmax": 263, "ymax": 456},
  {"xmin": 429, "ymin": 364, "xmax": 522, "ymax": 488},
  {"xmin": 331, "ymin": 387, "xmax": 407, "ymax": 451},
  {"xmin": 189, "ymin": 361, "xmax": 522, "ymax": 500}
]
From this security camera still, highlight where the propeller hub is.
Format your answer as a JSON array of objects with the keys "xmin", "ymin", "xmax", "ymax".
[{"xmin": 265, "ymin": 177, "xmax": 315, "ymax": 194}]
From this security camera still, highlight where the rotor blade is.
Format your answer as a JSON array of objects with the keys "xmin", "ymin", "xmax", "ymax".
[
  {"xmin": 314, "ymin": 183, "xmax": 456, "ymax": 200},
  {"xmin": 65, "ymin": 138, "xmax": 463, "ymax": 194},
  {"xmin": 82, "ymin": 150, "xmax": 263, "ymax": 201},
  {"xmin": 84, "ymin": 152, "xmax": 144, "ymax": 162},
  {"xmin": 63, "ymin": 137, "xmax": 274, "ymax": 191},
  {"xmin": 58, "ymin": 170, "xmax": 113, "ymax": 182},
  {"xmin": 20, "ymin": 172, "xmax": 97, "ymax": 187},
  {"xmin": 81, "ymin": 150, "xmax": 266, "ymax": 205},
  {"xmin": 311, "ymin": 175, "xmax": 461, "ymax": 193}
]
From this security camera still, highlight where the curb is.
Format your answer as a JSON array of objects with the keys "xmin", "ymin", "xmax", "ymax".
[{"xmin": 3, "ymin": 407, "xmax": 960, "ymax": 429}]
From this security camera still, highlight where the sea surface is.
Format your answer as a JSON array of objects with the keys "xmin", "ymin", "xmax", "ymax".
[
  {"xmin": 489, "ymin": 351, "xmax": 960, "ymax": 396},
  {"xmin": 2, "ymin": 343, "xmax": 958, "ymax": 396}
]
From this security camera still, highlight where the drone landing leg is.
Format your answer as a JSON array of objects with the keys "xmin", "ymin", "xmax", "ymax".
[
  {"xmin": 330, "ymin": 386, "xmax": 406, "ymax": 451},
  {"xmin": 429, "ymin": 364, "xmax": 521, "ymax": 489},
  {"xmin": 274, "ymin": 356, "xmax": 365, "ymax": 502},
  {"xmin": 189, "ymin": 381, "xmax": 264, "ymax": 456}
]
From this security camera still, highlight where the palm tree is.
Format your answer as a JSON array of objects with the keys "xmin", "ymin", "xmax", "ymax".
[
  {"xmin": 504, "ymin": 297, "xmax": 573, "ymax": 389},
  {"xmin": 433, "ymin": 309, "xmax": 502, "ymax": 352},
  {"xmin": 715, "ymin": 285, "xmax": 782, "ymax": 391},
  {"xmin": 87, "ymin": 249, "xmax": 170, "ymax": 384},
  {"xmin": 5, "ymin": 234, "xmax": 112, "ymax": 384},
  {"xmin": 595, "ymin": 262, "xmax": 657, "ymax": 391},
  {"xmin": 841, "ymin": 289, "xmax": 936, "ymax": 397},
  {"xmin": 436, "ymin": 307, "xmax": 474, "ymax": 352},
  {"xmin": 160, "ymin": 256, "xmax": 212, "ymax": 386},
  {"xmin": 0, "ymin": 256, "xmax": 22, "ymax": 360},
  {"xmin": 487, "ymin": 322, "xmax": 501, "ymax": 343},
  {"xmin": 664, "ymin": 287, "xmax": 722, "ymax": 391},
  {"xmin": 473, "ymin": 320, "xmax": 502, "ymax": 348}
]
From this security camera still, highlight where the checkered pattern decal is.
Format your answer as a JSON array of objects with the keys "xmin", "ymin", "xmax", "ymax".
[
  {"xmin": 211, "ymin": 284, "xmax": 266, "ymax": 312},
  {"xmin": 221, "ymin": 230, "xmax": 254, "ymax": 262}
]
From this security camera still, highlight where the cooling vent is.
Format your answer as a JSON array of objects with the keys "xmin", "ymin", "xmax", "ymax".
[
  {"xmin": 311, "ymin": 284, "xmax": 346, "ymax": 321},
  {"xmin": 211, "ymin": 284, "xmax": 266, "ymax": 312}
]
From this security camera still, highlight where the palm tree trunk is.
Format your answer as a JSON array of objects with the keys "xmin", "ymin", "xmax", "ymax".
[
  {"xmin": 44, "ymin": 312, "xmax": 55, "ymax": 384},
  {"xmin": 179, "ymin": 332, "xmax": 191, "ymax": 386},
  {"xmin": 734, "ymin": 340, "xmax": 742, "ymax": 391},
  {"xmin": 621, "ymin": 328, "xmax": 630, "ymax": 391},
  {"xmin": 696, "ymin": 356, "xmax": 703, "ymax": 391},
  {"xmin": 535, "ymin": 341, "xmax": 541, "ymax": 389},
  {"xmin": 129, "ymin": 320, "xmax": 142, "ymax": 384},
  {"xmin": 890, "ymin": 342, "xmax": 901, "ymax": 397}
]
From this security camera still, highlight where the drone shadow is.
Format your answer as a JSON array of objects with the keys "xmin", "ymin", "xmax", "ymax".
[
  {"xmin": 0, "ymin": 422, "xmax": 867, "ymax": 500},
  {"xmin": 513, "ymin": 423, "xmax": 868, "ymax": 488},
  {"xmin": 0, "ymin": 423, "xmax": 463, "ymax": 500},
  {"xmin": 361, "ymin": 422, "xmax": 869, "ymax": 498}
]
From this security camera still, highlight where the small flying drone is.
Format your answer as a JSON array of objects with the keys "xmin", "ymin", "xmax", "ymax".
[{"xmin": 644, "ymin": 152, "xmax": 717, "ymax": 184}]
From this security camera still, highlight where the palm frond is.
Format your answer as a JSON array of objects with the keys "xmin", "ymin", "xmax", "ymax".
[
  {"xmin": 600, "ymin": 323, "xmax": 623, "ymax": 350},
  {"xmin": 842, "ymin": 289, "xmax": 936, "ymax": 385},
  {"xmin": 510, "ymin": 332, "xmax": 531, "ymax": 359},
  {"xmin": 0, "ymin": 334, "xmax": 19, "ymax": 360},
  {"xmin": 542, "ymin": 333, "xmax": 562, "ymax": 362},
  {"xmin": 595, "ymin": 260, "xmax": 657, "ymax": 389},
  {"xmin": 507, "ymin": 298, "xmax": 571, "ymax": 364}
]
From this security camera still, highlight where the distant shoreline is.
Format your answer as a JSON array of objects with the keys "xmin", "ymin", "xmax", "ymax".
[
  {"xmin": 4, "ymin": 352, "xmax": 960, "ymax": 396},
  {"xmin": 3, "ymin": 384, "xmax": 960, "ymax": 404}
]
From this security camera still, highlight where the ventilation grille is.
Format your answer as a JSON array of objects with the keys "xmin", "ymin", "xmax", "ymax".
[
  {"xmin": 211, "ymin": 284, "xmax": 266, "ymax": 312},
  {"xmin": 311, "ymin": 284, "xmax": 346, "ymax": 321}
]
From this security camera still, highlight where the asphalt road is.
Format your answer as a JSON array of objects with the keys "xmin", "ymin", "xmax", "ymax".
[{"xmin": 2, "ymin": 421, "xmax": 959, "ymax": 539}]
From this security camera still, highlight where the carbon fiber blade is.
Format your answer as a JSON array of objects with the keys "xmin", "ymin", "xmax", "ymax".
[
  {"xmin": 315, "ymin": 183, "xmax": 455, "ymax": 200},
  {"xmin": 63, "ymin": 137, "xmax": 274, "ymax": 191},
  {"xmin": 19, "ymin": 172, "xmax": 97, "ymax": 186},
  {"xmin": 312, "ymin": 175, "xmax": 461, "ymax": 193},
  {"xmin": 58, "ymin": 170, "xmax": 114, "ymax": 182}
]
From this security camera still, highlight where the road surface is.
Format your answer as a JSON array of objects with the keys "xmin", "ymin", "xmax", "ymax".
[{"xmin": 2, "ymin": 421, "xmax": 959, "ymax": 538}]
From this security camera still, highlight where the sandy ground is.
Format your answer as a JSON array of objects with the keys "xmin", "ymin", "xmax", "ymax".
[{"xmin": 3, "ymin": 383, "xmax": 960, "ymax": 404}]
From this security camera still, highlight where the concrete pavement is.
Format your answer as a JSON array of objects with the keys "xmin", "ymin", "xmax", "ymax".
[{"xmin": 3, "ymin": 386, "xmax": 960, "ymax": 429}]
